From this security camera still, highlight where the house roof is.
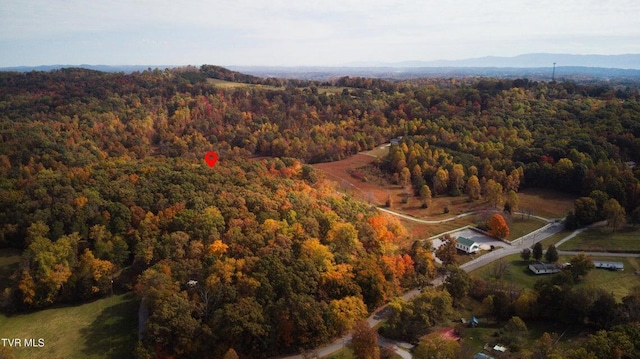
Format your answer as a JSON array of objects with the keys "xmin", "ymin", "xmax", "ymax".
[
  {"xmin": 529, "ymin": 262, "xmax": 560, "ymax": 271},
  {"xmin": 457, "ymin": 236, "xmax": 477, "ymax": 247},
  {"xmin": 594, "ymin": 260, "xmax": 624, "ymax": 269},
  {"xmin": 473, "ymin": 354, "xmax": 494, "ymax": 359}
]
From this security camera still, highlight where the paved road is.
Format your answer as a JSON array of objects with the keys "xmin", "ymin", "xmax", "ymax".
[
  {"xmin": 378, "ymin": 336, "xmax": 413, "ymax": 359},
  {"xmin": 555, "ymin": 220, "xmax": 607, "ymax": 248},
  {"xmin": 278, "ymin": 209, "xmax": 640, "ymax": 359}
]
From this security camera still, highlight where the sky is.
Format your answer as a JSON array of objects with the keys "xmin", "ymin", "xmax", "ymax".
[{"xmin": 1, "ymin": 0, "xmax": 639, "ymax": 67}]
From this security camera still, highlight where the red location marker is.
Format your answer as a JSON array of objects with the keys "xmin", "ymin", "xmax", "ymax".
[{"xmin": 204, "ymin": 151, "xmax": 218, "ymax": 168}]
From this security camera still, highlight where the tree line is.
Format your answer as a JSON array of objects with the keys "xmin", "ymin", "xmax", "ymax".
[{"xmin": 1, "ymin": 67, "xmax": 639, "ymax": 357}]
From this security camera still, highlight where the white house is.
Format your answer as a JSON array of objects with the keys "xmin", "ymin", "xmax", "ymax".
[
  {"xmin": 528, "ymin": 262, "xmax": 561, "ymax": 275},
  {"xmin": 456, "ymin": 237, "xmax": 480, "ymax": 254},
  {"xmin": 594, "ymin": 260, "xmax": 624, "ymax": 271}
]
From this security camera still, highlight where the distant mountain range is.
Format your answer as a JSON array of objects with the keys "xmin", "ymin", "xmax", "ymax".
[
  {"xmin": 343, "ymin": 53, "xmax": 640, "ymax": 69},
  {"xmin": 1, "ymin": 54, "xmax": 639, "ymax": 81}
]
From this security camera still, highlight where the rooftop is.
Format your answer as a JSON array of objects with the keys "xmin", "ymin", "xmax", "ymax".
[{"xmin": 457, "ymin": 236, "xmax": 477, "ymax": 246}]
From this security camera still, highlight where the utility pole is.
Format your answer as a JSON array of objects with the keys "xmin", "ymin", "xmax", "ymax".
[{"xmin": 552, "ymin": 62, "xmax": 556, "ymax": 82}]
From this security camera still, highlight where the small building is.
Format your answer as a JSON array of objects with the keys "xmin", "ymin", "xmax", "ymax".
[
  {"xmin": 594, "ymin": 260, "xmax": 624, "ymax": 271},
  {"xmin": 493, "ymin": 345, "xmax": 508, "ymax": 353},
  {"xmin": 390, "ymin": 136, "xmax": 403, "ymax": 146},
  {"xmin": 456, "ymin": 236, "xmax": 480, "ymax": 254},
  {"xmin": 469, "ymin": 316, "xmax": 479, "ymax": 327},
  {"xmin": 528, "ymin": 262, "xmax": 561, "ymax": 275}
]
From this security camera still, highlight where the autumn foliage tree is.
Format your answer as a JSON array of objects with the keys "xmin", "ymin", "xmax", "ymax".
[
  {"xmin": 351, "ymin": 320, "xmax": 379, "ymax": 359},
  {"xmin": 488, "ymin": 213, "xmax": 510, "ymax": 239},
  {"xmin": 435, "ymin": 234, "xmax": 458, "ymax": 266}
]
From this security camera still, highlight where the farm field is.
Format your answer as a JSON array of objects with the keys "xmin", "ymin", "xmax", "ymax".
[{"xmin": 0, "ymin": 293, "xmax": 138, "ymax": 359}]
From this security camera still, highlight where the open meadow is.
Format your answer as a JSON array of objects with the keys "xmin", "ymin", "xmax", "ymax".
[
  {"xmin": 558, "ymin": 227, "xmax": 640, "ymax": 252},
  {"xmin": 0, "ymin": 293, "xmax": 137, "ymax": 359}
]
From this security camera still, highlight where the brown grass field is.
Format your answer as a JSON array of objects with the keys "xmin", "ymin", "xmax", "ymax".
[{"xmin": 313, "ymin": 152, "xmax": 577, "ymax": 253}]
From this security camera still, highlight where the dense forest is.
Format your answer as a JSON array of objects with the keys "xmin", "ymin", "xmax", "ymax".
[{"xmin": 1, "ymin": 66, "xmax": 640, "ymax": 358}]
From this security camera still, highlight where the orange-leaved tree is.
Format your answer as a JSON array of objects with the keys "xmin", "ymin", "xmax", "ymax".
[{"xmin": 489, "ymin": 213, "xmax": 510, "ymax": 239}]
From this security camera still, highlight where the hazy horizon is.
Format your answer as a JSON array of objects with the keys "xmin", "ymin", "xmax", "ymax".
[{"xmin": 2, "ymin": 0, "xmax": 639, "ymax": 67}]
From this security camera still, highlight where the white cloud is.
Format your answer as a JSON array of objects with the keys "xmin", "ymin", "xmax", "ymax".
[{"xmin": 1, "ymin": 0, "xmax": 639, "ymax": 66}]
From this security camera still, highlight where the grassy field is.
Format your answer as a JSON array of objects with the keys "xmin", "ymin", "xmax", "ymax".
[
  {"xmin": 471, "ymin": 254, "xmax": 543, "ymax": 289},
  {"xmin": 0, "ymin": 293, "xmax": 138, "ymax": 359},
  {"xmin": 471, "ymin": 254, "xmax": 640, "ymax": 300},
  {"xmin": 361, "ymin": 145, "xmax": 390, "ymax": 159},
  {"xmin": 206, "ymin": 78, "xmax": 347, "ymax": 95},
  {"xmin": 0, "ymin": 248, "xmax": 21, "ymax": 285},
  {"xmin": 206, "ymin": 78, "xmax": 282, "ymax": 90},
  {"xmin": 570, "ymin": 256, "xmax": 640, "ymax": 299},
  {"xmin": 517, "ymin": 188, "xmax": 576, "ymax": 219},
  {"xmin": 539, "ymin": 230, "xmax": 573, "ymax": 247},
  {"xmin": 559, "ymin": 227, "xmax": 640, "ymax": 252},
  {"xmin": 507, "ymin": 217, "xmax": 547, "ymax": 241}
]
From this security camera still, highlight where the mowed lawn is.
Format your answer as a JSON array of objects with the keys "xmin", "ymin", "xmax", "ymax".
[
  {"xmin": 471, "ymin": 254, "xmax": 543, "ymax": 289},
  {"xmin": 559, "ymin": 227, "xmax": 640, "ymax": 252},
  {"xmin": 507, "ymin": 217, "xmax": 548, "ymax": 241},
  {"xmin": 471, "ymin": 254, "xmax": 640, "ymax": 300},
  {"xmin": 0, "ymin": 293, "xmax": 138, "ymax": 359},
  {"xmin": 571, "ymin": 256, "xmax": 640, "ymax": 299}
]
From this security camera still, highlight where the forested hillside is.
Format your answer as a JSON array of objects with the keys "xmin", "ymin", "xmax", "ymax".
[{"xmin": 1, "ymin": 67, "xmax": 639, "ymax": 358}]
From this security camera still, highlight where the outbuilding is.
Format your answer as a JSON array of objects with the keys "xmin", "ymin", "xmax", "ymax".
[
  {"xmin": 456, "ymin": 236, "xmax": 480, "ymax": 254},
  {"xmin": 528, "ymin": 262, "xmax": 561, "ymax": 275},
  {"xmin": 593, "ymin": 260, "xmax": 624, "ymax": 271}
]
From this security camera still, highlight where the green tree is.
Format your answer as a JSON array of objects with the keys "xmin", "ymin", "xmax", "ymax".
[
  {"xmin": 444, "ymin": 266, "xmax": 471, "ymax": 307},
  {"xmin": 585, "ymin": 329, "xmax": 633, "ymax": 359},
  {"xmin": 589, "ymin": 291, "xmax": 618, "ymax": 329},
  {"xmin": 573, "ymin": 197, "xmax": 599, "ymax": 226},
  {"xmin": 484, "ymin": 179, "xmax": 503, "ymax": 209},
  {"xmin": 569, "ymin": 253, "xmax": 594, "ymax": 281},
  {"xmin": 520, "ymin": 248, "xmax": 531, "ymax": 261},
  {"xmin": 466, "ymin": 175, "xmax": 481, "ymax": 201},
  {"xmin": 631, "ymin": 206, "xmax": 640, "ymax": 227},
  {"xmin": 433, "ymin": 168, "xmax": 449, "ymax": 196},
  {"xmin": 545, "ymin": 244, "xmax": 559, "ymax": 263},
  {"xmin": 328, "ymin": 296, "xmax": 368, "ymax": 334},
  {"xmin": 419, "ymin": 185, "xmax": 432, "ymax": 208},
  {"xmin": 532, "ymin": 242, "xmax": 543, "ymax": 261},
  {"xmin": 448, "ymin": 164, "xmax": 465, "ymax": 196},
  {"xmin": 504, "ymin": 189, "xmax": 519, "ymax": 214},
  {"xmin": 435, "ymin": 235, "xmax": 458, "ymax": 266}
]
